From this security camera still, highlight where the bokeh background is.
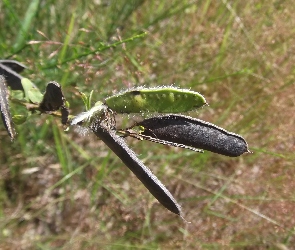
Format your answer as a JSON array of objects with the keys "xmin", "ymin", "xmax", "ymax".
[{"xmin": 1, "ymin": 0, "xmax": 295, "ymax": 249}]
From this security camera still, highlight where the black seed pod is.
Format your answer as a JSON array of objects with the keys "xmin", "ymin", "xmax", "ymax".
[
  {"xmin": 0, "ymin": 60, "xmax": 26, "ymax": 73},
  {"xmin": 0, "ymin": 60, "xmax": 29, "ymax": 90},
  {"xmin": 134, "ymin": 115, "xmax": 250, "ymax": 157},
  {"xmin": 91, "ymin": 121, "xmax": 182, "ymax": 216},
  {"xmin": 0, "ymin": 75, "xmax": 15, "ymax": 140},
  {"xmin": 39, "ymin": 81, "xmax": 69, "ymax": 125}
]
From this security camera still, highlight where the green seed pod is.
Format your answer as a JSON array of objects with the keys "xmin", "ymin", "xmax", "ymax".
[{"xmin": 105, "ymin": 86, "xmax": 207, "ymax": 114}]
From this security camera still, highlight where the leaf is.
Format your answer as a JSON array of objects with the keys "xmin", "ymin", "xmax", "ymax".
[
  {"xmin": 79, "ymin": 91, "xmax": 88, "ymax": 110},
  {"xmin": 10, "ymin": 90, "xmax": 25, "ymax": 101},
  {"xmin": 21, "ymin": 78, "xmax": 43, "ymax": 103},
  {"xmin": 79, "ymin": 90, "xmax": 94, "ymax": 111},
  {"xmin": 12, "ymin": 114, "xmax": 27, "ymax": 125},
  {"xmin": 28, "ymin": 88, "xmax": 44, "ymax": 104}
]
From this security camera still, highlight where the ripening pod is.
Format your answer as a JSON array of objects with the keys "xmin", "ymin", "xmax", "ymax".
[
  {"xmin": 132, "ymin": 115, "xmax": 251, "ymax": 157},
  {"xmin": 104, "ymin": 86, "xmax": 207, "ymax": 114}
]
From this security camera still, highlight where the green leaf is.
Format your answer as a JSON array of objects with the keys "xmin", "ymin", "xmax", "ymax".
[
  {"xmin": 28, "ymin": 88, "xmax": 44, "ymax": 104},
  {"xmin": 10, "ymin": 90, "xmax": 25, "ymax": 101},
  {"xmin": 21, "ymin": 78, "xmax": 43, "ymax": 104},
  {"xmin": 12, "ymin": 114, "xmax": 28, "ymax": 124},
  {"xmin": 79, "ymin": 90, "xmax": 94, "ymax": 111}
]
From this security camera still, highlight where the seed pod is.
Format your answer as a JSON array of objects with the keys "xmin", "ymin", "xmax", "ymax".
[
  {"xmin": 39, "ymin": 81, "xmax": 69, "ymax": 125},
  {"xmin": 60, "ymin": 106, "xmax": 69, "ymax": 125},
  {"xmin": 119, "ymin": 128, "xmax": 204, "ymax": 153},
  {"xmin": 39, "ymin": 82, "xmax": 64, "ymax": 111},
  {"xmin": 133, "ymin": 115, "xmax": 250, "ymax": 157},
  {"xmin": 0, "ymin": 60, "xmax": 26, "ymax": 73},
  {"xmin": 105, "ymin": 86, "xmax": 207, "ymax": 114},
  {"xmin": 0, "ymin": 60, "xmax": 31, "ymax": 91},
  {"xmin": 0, "ymin": 75, "xmax": 15, "ymax": 140},
  {"xmin": 90, "ymin": 120, "xmax": 182, "ymax": 216}
]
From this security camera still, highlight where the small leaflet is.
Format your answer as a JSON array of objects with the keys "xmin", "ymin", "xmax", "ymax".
[
  {"xmin": 0, "ymin": 75, "xmax": 16, "ymax": 140},
  {"xmin": 21, "ymin": 78, "xmax": 43, "ymax": 104}
]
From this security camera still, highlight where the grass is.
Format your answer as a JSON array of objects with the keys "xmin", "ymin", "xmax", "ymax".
[{"xmin": 1, "ymin": 0, "xmax": 295, "ymax": 249}]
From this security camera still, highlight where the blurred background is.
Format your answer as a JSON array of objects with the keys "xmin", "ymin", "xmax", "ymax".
[{"xmin": 1, "ymin": 0, "xmax": 295, "ymax": 249}]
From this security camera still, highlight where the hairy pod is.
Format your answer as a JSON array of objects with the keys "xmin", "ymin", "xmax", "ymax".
[
  {"xmin": 90, "ymin": 120, "xmax": 182, "ymax": 216},
  {"xmin": 39, "ymin": 82, "xmax": 69, "ymax": 125},
  {"xmin": 133, "ymin": 115, "xmax": 250, "ymax": 157},
  {"xmin": 0, "ymin": 60, "xmax": 30, "ymax": 90},
  {"xmin": 105, "ymin": 86, "xmax": 207, "ymax": 114},
  {"xmin": 0, "ymin": 75, "xmax": 15, "ymax": 140},
  {"xmin": 0, "ymin": 60, "xmax": 26, "ymax": 73}
]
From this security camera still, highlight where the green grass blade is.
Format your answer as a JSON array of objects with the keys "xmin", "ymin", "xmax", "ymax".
[
  {"xmin": 52, "ymin": 119, "xmax": 70, "ymax": 175},
  {"xmin": 13, "ymin": 0, "xmax": 40, "ymax": 52}
]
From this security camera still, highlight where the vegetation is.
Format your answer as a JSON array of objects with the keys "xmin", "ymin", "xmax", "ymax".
[{"xmin": 1, "ymin": 0, "xmax": 295, "ymax": 249}]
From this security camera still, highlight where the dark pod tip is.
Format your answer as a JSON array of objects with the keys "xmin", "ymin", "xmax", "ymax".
[
  {"xmin": 39, "ymin": 81, "xmax": 69, "ymax": 125},
  {"xmin": 135, "ymin": 114, "xmax": 250, "ymax": 157},
  {"xmin": 39, "ymin": 81, "xmax": 64, "ymax": 110},
  {"xmin": 0, "ymin": 64, "xmax": 24, "ymax": 90},
  {"xmin": 0, "ymin": 60, "xmax": 27, "ymax": 73}
]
